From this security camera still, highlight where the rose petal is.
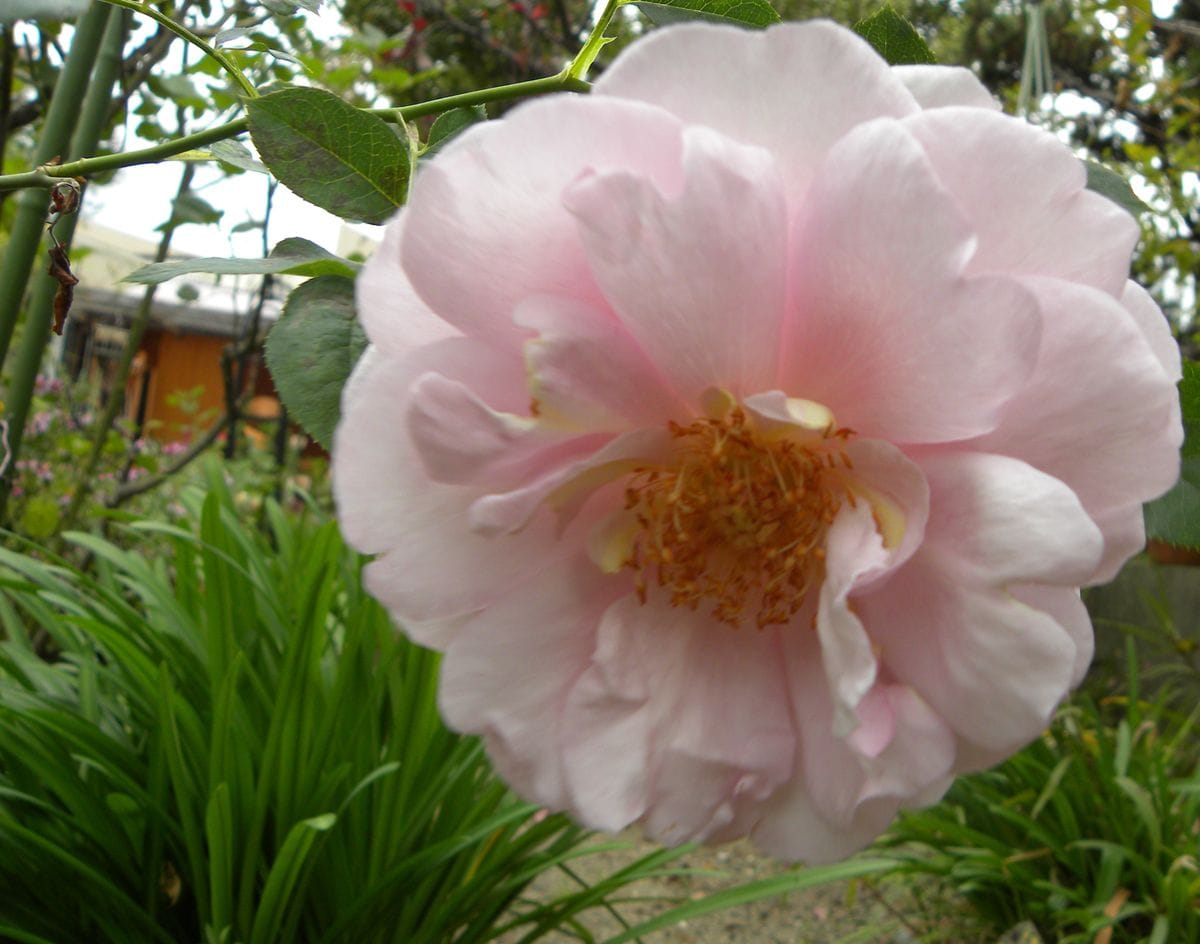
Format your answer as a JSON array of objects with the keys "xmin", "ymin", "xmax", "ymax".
[
  {"xmin": 1011, "ymin": 583, "xmax": 1094, "ymax": 687},
  {"xmin": 562, "ymin": 595, "xmax": 795, "ymax": 842},
  {"xmin": 816, "ymin": 502, "xmax": 886, "ymax": 736},
  {"xmin": 860, "ymin": 452, "xmax": 1103, "ymax": 751},
  {"xmin": 565, "ymin": 126, "xmax": 788, "ymax": 401},
  {"xmin": 892, "ymin": 64, "xmax": 999, "ymax": 111},
  {"xmin": 970, "ymin": 277, "xmax": 1181, "ymax": 580},
  {"xmin": 1121, "ymin": 281, "xmax": 1183, "ymax": 383},
  {"xmin": 355, "ymin": 211, "xmax": 458, "ymax": 354},
  {"xmin": 467, "ymin": 427, "xmax": 671, "ymax": 535},
  {"xmin": 401, "ymin": 96, "xmax": 685, "ymax": 349},
  {"xmin": 334, "ymin": 341, "xmax": 564, "ymax": 641},
  {"xmin": 754, "ymin": 631, "xmax": 953, "ymax": 863},
  {"xmin": 783, "ymin": 118, "xmax": 1041, "ymax": 443},
  {"xmin": 440, "ymin": 553, "xmax": 625, "ymax": 810},
  {"xmin": 516, "ymin": 295, "xmax": 690, "ymax": 430},
  {"xmin": 903, "ymin": 107, "xmax": 1139, "ymax": 298},
  {"xmin": 407, "ymin": 371, "xmax": 609, "ymax": 487},
  {"xmin": 595, "ymin": 21, "xmax": 918, "ymax": 204}
]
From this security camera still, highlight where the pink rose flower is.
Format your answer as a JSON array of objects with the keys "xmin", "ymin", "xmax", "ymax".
[{"xmin": 334, "ymin": 21, "xmax": 1182, "ymax": 862}]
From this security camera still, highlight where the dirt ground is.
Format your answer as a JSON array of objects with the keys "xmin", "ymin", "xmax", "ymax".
[{"xmin": 499, "ymin": 833, "xmax": 991, "ymax": 944}]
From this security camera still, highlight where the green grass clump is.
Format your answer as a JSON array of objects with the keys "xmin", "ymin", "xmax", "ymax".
[
  {"xmin": 0, "ymin": 472, "xmax": 687, "ymax": 943},
  {"xmin": 879, "ymin": 646, "xmax": 1200, "ymax": 944}
]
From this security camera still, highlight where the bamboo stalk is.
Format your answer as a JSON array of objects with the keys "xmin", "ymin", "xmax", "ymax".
[
  {"xmin": 0, "ymin": 2, "xmax": 113, "ymax": 373},
  {"xmin": 0, "ymin": 7, "xmax": 129, "ymax": 521}
]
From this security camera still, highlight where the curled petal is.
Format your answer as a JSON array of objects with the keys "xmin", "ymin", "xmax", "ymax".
[
  {"xmin": 334, "ymin": 342, "xmax": 562, "ymax": 642},
  {"xmin": 467, "ymin": 427, "xmax": 672, "ymax": 535},
  {"xmin": 561, "ymin": 596, "xmax": 795, "ymax": 842},
  {"xmin": 861, "ymin": 452, "xmax": 1103, "ymax": 752},
  {"xmin": 402, "ymin": 96, "xmax": 686, "ymax": 349},
  {"xmin": 407, "ymin": 372, "xmax": 608, "ymax": 487},
  {"xmin": 440, "ymin": 554, "xmax": 626, "ymax": 810},
  {"xmin": 784, "ymin": 118, "xmax": 1041, "ymax": 443},
  {"xmin": 1121, "ymin": 281, "xmax": 1183, "ymax": 383},
  {"xmin": 1011, "ymin": 583, "xmax": 1094, "ymax": 688},
  {"xmin": 903, "ymin": 108, "xmax": 1139, "ymax": 298},
  {"xmin": 518, "ymin": 296, "xmax": 688, "ymax": 431},
  {"xmin": 816, "ymin": 502, "xmax": 886, "ymax": 736},
  {"xmin": 755, "ymin": 630, "xmax": 954, "ymax": 863},
  {"xmin": 971, "ymin": 277, "xmax": 1181, "ymax": 581},
  {"xmin": 566, "ymin": 126, "xmax": 789, "ymax": 401}
]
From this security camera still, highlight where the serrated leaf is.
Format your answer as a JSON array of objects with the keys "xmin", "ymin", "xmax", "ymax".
[
  {"xmin": 633, "ymin": 0, "xmax": 779, "ymax": 29},
  {"xmin": 247, "ymin": 87, "xmax": 411, "ymax": 224},
  {"xmin": 209, "ymin": 139, "xmax": 268, "ymax": 175},
  {"xmin": 424, "ymin": 106, "xmax": 486, "ymax": 158},
  {"xmin": 1085, "ymin": 161, "xmax": 1149, "ymax": 217},
  {"xmin": 264, "ymin": 276, "xmax": 366, "ymax": 449},
  {"xmin": 124, "ymin": 237, "xmax": 359, "ymax": 285},
  {"xmin": 853, "ymin": 5, "xmax": 935, "ymax": 65}
]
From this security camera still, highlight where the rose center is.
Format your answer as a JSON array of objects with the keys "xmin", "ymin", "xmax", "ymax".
[{"xmin": 621, "ymin": 406, "xmax": 854, "ymax": 629}]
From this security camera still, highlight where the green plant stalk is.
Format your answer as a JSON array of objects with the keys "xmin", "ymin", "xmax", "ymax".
[
  {"xmin": 57, "ymin": 160, "xmax": 196, "ymax": 534},
  {"xmin": 0, "ymin": 74, "xmax": 592, "ymax": 193},
  {"xmin": 99, "ymin": 0, "xmax": 257, "ymax": 98},
  {"xmin": 0, "ymin": 1, "xmax": 112, "ymax": 374},
  {"xmin": 566, "ymin": 0, "xmax": 626, "ymax": 80},
  {"xmin": 0, "ymin": 8, "xmax": 129, "ymax": 522}
]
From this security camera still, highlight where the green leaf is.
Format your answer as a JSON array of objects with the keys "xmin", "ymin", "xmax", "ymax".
[
  {"xmin": 246, "ymin": 87, "xmax": 411, "ymax": 224},
  {"xmin": 603, "ymin": 858, "xmax": 898, "ymax": 943},
  {"xmin": 124, "ymin": 237, "xmax": 360, "ymax": 285},
  {"xmin": 853, "ymin": 5, "xmax": 936, "ymax": 65},
  {"xmin": 264, "ymin": 276, "xmax": 366, "ymax": 449},
  {"xmin": 161, "ymin": 191, "xmax": 223, "ymax": 229},
  {"xmin": 1085, "ymin": 161, "xmax": 1149, "ymax": 217},
  {"xmin": 424, "ymin": 106, "xmax": 486, "ymax": 158},
  {"xmin": 1144, "ymin": 466, "xmax": 1200, "ymax": 549},
  {"xmin": 210, "ymin": 139, "xmax": 268, "ymax": 175},
  {"xmin": 1178, "ymin": 359, "xmax": 1200, "ymax": 460},
  {"xmin": 249, "ymin": 813, "xmax": 336, "ymax": 944},
  {"xmin": 632, "ymin": 0, "xmax": 780, "ymax": 29},
  {"xmin": 1145, "ymin": 361, "xmax": 1200, "ymax": 549}
]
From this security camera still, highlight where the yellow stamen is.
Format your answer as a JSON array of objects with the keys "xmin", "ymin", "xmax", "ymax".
[{"xmin": 622, "ymin": 406, "xmax": 854, "ymax": 629}]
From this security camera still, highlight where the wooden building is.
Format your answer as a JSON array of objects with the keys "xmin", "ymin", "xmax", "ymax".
[{"xmin": 60, "ymin": 220, "xmax": 283, "ymax": 443}]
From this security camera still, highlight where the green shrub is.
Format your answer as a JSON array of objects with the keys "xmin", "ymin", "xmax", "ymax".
[
  {"xmin": 0, "ymin": 474, "xmax": 669, "ymax": 943},
  {"xmin": 879, "ymin": 649, "xmax": 1200, "ymax": 944},
  {"xmin": 0, "ymin": 471, "xmax": 894, "ymax": 943}
]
